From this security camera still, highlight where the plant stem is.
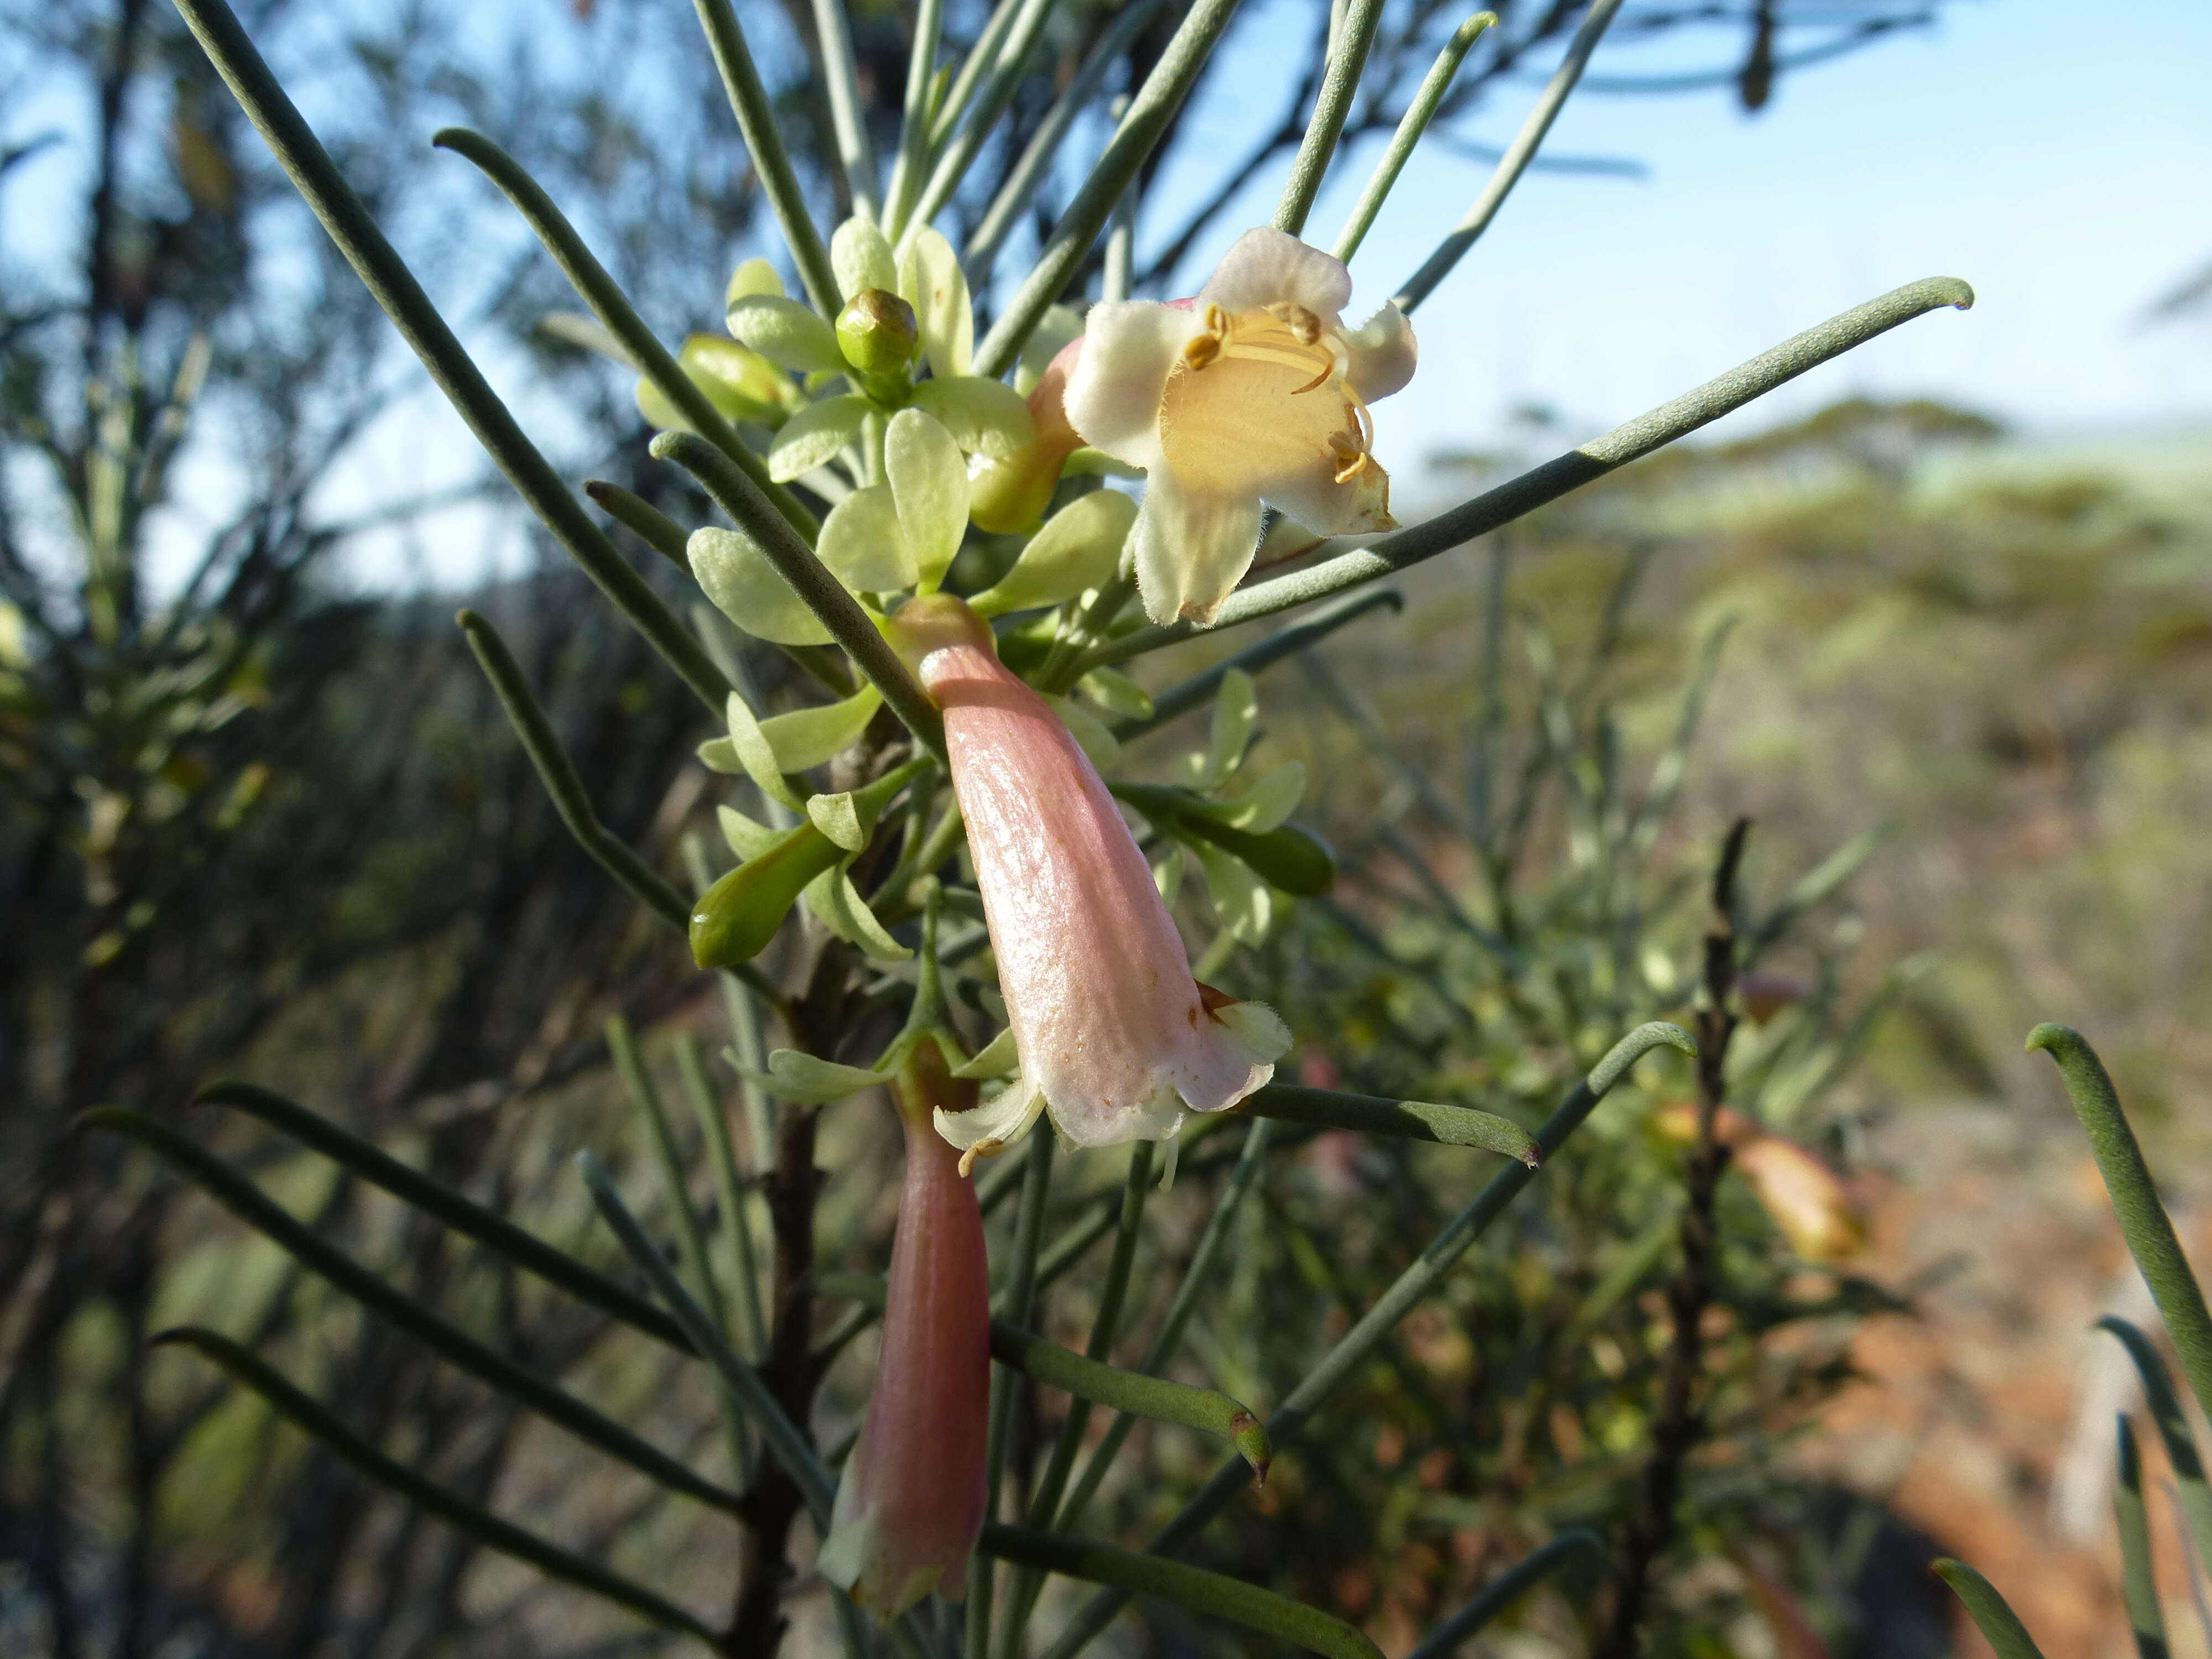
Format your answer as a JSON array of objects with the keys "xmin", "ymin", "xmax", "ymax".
[
  {"xmin": 730, "ymin": 944, "xmax": 849, "ymax": 1655},
  {"xmin": 1597, "ymin": 818, "xmax": 1748, "ymax": 1658}
]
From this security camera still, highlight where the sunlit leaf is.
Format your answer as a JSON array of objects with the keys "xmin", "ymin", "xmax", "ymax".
[
  {"xmin": 910, "ymin": 375, "xmax": 1033, "ymax": 458},
  {"xmin": 816, "ymin": 485, "xmax": 917, "ymax": 592},
  {"xmin": 688, "ymin": 527, "xmax": 833, "ymax": 647},
  {"xmin": 971, "ymin": 489, "xmax": 1135, "ymax": 616},
  {"xmin": 885, "ymin": 408, "xmax": 968, "ymax": 588},
  {"xmin": 768, "ymin": 395, "xmax": 872, "ymax": 482},
  {"xmin": 760, "ymin": 685, "xmax": 883, "ymax": 773},
  {"xmin": 898, "ymin": 226, "xmax": 973, "ymax": 380},
  {"xmin": 727, "ymin": 294, "xmax": 845, "ymax": 374}
]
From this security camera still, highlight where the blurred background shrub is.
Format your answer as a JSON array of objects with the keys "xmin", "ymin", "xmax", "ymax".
[{"xmin": 4, "ymin": 0, "xmax": 2207, "ymax": 1656}]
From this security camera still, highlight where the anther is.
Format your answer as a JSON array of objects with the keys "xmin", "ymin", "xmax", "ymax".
[{"xmin": 1182, "ymin": 335, "xmax": 1223, "ymax": 371}]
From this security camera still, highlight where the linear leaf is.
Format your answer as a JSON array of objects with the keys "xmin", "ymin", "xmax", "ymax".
[
  {"xmin": 2101, "ymin": 1317, "xmax": 2212, "ymax": 1580},
  {"xmin": 432, "ymin": 127, "xmax": 814, "ymax": 540},
  {"xmin": 1405, "ymin": 1531, "xmax": 1604, "ymax": 1657},
  {"xmin": 2117, "ymin": 1415, "xmax": 2172, "ymax": 1659},
  {"xmin": 1060, "ymin": 1120, "xmax": 1277, "ymax": 1533},
  {"xmin": 813, "ymin": 1271, "xmax": 1269, "ymax": 1479},
  {"xmin": 2038, "ymin": 1024, "xmax": 2212, "ymax": 1423},
  {"xmin": 576, "ymin": 1151, "xmax": 835, "ymax": 1524},
  {"xmin": 150, "ymin": 1328, "xmax": 718, "ymax": 1646},
  {"xmin": 193, "ymin": 1081, "xmax": 692, "ymax": 1353},
  {"xmin": 979, "ymin": 1525, "xmax": 1381, "ymax": 1659},
  {"xmin": 1083, "ymin": 279, "xmax": 1976, "ymax": 663},
  {"xmin": 85, "ymin": 1108, "xmax": 743, "ymax": 1515},
  {"xmin": 1035, "ymin": 1022, "xmax": 1695, "ymax": 1659},
  {"xmin": 168, "ymin": 0, "xmax": 733, "ymax": 713},
  {"xmin": 1244, "ymin": 1086, "xmax": 1539, "ymax": 1165},
  {"xmin": 1931, "ymin": 1560, "xmax": 2048, "ymax": 1659}
]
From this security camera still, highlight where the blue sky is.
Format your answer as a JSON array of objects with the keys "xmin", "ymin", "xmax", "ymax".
[
  {"xmin": 1147, "ymin": 0, "xmax": 2212, "ymax": 464},
  {"xmin": 9, "ymin": 0, "xmax": 2206, "ymax": 590}
]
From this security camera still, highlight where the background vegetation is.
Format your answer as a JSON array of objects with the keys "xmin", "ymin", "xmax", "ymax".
[{"xmin": 6, "ymin": 0, "xmax": 2208, "ymax": 1656}]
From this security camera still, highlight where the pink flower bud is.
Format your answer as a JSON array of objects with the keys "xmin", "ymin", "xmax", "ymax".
[
  {"xmin": 892, "ymin": 596, "xmax": 1289, "ymax": 1162},
  {"xmin": 817, "ymin": 1044, "xmax": 990, "ymax": 1620},
  {"xmin": 967, "ymin": 337, "xmax": 1087, "ymax": 533}
]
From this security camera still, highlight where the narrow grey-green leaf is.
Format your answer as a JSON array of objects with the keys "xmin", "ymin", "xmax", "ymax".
[
  {"xmin": 84, "ymin": 1108, "xmax": 742, "ymax": 1516},
  {"xmin": 1245, "ymin": 1086, "xmax": 1540, "ymax": 1167},
  {"xmin": 2041, "ymin": 1025, "xmax": 2212, "ymax": 1425},
  {"xmin": 2101, "ymin": 1317, "xmax": 2212, "ymax": 1580},
  {"xmin": 150, "ymin": 1328, "xmax": 718, "ymax": 1645},
  {"xmin": 978, "ymin": 1525, "xmax": 1382, "ymax": 1659},
  {"xmin": 2116, "ymin": 1415, "xmax": 2171, "ymax": 1659},
  {"xmin": 1405, "ymin": 1531, "xmax": 1604, "ymax": 1657},
  {"xmin": 1932, "ymin": 1560, "xmax": 2048, "ymax": 1659}
]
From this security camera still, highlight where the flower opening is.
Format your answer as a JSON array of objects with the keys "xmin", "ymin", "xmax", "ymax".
[
  {"xmin": 891, "ymin": 595, "xmax": 1290, "ymax": 1161},
  {"xmin": 1064, "ymin": 227, "xmax": 1417, "ymax": 626}
]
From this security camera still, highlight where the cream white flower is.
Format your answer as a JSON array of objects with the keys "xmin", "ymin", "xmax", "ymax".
[{"xmin": 1063, "ymin": 227, "xmax": 1417, "ymax": 626}]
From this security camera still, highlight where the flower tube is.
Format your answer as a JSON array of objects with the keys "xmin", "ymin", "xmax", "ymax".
[
  {"xmin": 817, "ymin": 1041, "xmax": 991, "ymax": 1620},
  {"xmin": 1063, "ymin": 226, "xmax": 1417, "ymax": 625},
  {"xmin": 891, "ymin": 595, "xmax": 1288, "ymax": 1162}
]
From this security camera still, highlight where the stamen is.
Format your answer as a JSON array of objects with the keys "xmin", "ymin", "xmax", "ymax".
[
  {"xmin": 1286, "ymin": 362, "xmax": 1333, "ymax": 396},
  {"xmin": 958, "ymin": 1137, "xmax": 1005, "ymax": 1177},
  {"xmin": 1270, "ymin": 303, "xmax": 1322, "ymax": 346},
  {"xmin": 1182, "ymin": 302, "xmax": 1232, "ymax": 371}
]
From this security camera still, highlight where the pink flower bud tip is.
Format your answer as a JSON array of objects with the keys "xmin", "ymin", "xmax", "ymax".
[{"xmin": 817, "ymin": 1045, "xmax": 990, "ymax": 1621}]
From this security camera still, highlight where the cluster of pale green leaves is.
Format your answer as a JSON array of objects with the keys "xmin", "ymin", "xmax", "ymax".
[{"xmin": 618, "ymin": 212, "xmax": 1329, "ymax": 1104}]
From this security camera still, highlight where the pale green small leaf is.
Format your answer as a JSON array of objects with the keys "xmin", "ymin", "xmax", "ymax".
[
  {"xmin": 805, "ymin": 864, "xmax": 912, "ymax": 961},
  {"xmin": 953, "ymin": 1026, "xmax": 1020, "ymax": 1080},
  {"xmin": 688, "ymin": 527, "xmax": 833, "ymax": 647},
  {"xmin": 635, "ymin": 378, "xmax": 685, "ymax": 432},
  {"xmin": 898, "ymin": 226, "xmax": 974, "ymax": 380},
  {"xmin": 680, "ymin": 334, "xmax": 791, "ymax": 419},
  {"xmin": 768, "ymin": 395, "xmax": 873, "ymax": 482},
  {"xmin": 910, "ymin": 376, "xmax": 1034, "ymax": 458},
  {"xmin": 885, "ymin": 409, "xmax": 968, "ymax": 588},
  {"xmin": 726, "ymin": 257, "xmax": 785, "ymax": 305},
  {"xmin": 816, "ymin": 485, "xmax": 917, "ymax": 592},
  {"xmin": 759, "ymin": 685, "xmax": 883, "ymax": 774},
  {"xmin": 697, "ymin": 737, "xmax": 744, "ymax": 775},
  {"xmin": 724, "ymin": 691, "xmax": 804, "ymax": 811},
  {"xmin": 1207, "ymin": 667, "xmax": 1259, "ymax": 785},
  {"xmin": 1191, "ymin": 837, "xmax": 1274, "ymax": 945},
  {"xmin": 807, "ymin": 791, "xmax": 867, "ymax": 852},
  {"xmin": 969, "ymin": 489, "xmax": 1136, "ymax": 616},
  {"xmin": 1200, "ymin": 762, "xmax": 1305, "ymax": 833},
  {"xmin": 754, "ymin": 1049, "xmax": 893, "ymax": 1104},
  {"xmin": 538, "ymin": 310, "xmax": 634, "ymax": 367},
  {"xmin": 718, "ymin": 805, "xmax": 779, "ymax": 861},
  {"xmin": 727, "ymin": 295, "xmax": 846, "ymax": 374},
  {"xmin": 1015, "ymin": 304, "xmax": 1083, "ymax": 395},
  {"xmin": 1045, "ymin": 694, "xmax": 1120, "ymax": 770},
  {"xmin": 1077, "ymin": 667, "xmax": 1154, "ymax": 721},
  {"xmin": 832, "ymin": 217, "xmax": 899, "ymax": 302}
]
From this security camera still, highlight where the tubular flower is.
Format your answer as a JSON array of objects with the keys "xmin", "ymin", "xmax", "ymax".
[
  {"xmin": 1063, "ymin": 226, "xmax": 1417, "ymax": 625},
  {"xmin": 817, "ymin": 1041, "xmax": 991, "ymax": 1621},
  {"xmin": 892, "ymin": 595, "xmax": 1289, "ymax": 1162}
]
